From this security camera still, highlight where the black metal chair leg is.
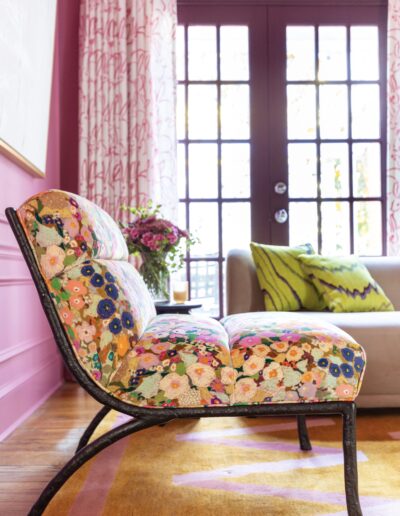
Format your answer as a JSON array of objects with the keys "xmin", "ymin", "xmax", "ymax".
[
  {"xmin": 342, "ymin": 403, "xmax": 362, "ymax": 516},
  {"xmin": 297, "ymin": 415, "xmax": 312, "ymax": 451},
  {"xmin": 76, "ymin": 406, "xmax": 112, "ymax": 452},
  {"xmin": 28, "ymin": 415, "xmax": 172, "ymax": 516}
]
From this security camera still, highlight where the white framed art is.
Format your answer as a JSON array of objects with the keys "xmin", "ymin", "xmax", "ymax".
[{"xmin": 0, "ymin": 0, "xmax": 57, "ymax": 177}]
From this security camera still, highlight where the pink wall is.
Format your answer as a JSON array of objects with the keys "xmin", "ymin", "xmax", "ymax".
[{"xmin": 0, "ymin": 0, "xmax": 80, "ymax": 440}]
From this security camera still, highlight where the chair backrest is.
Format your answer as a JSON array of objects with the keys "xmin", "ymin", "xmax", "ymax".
[{"xmin": 13, "ymin": 189, "xmax": 156, "ymax": 389}]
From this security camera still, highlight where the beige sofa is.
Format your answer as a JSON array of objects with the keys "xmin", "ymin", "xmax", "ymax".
[{"xmin": 226, "ymin": 249, "xmax": 400, "ymax": 408}]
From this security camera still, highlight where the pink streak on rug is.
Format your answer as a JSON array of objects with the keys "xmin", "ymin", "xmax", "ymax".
[{"xmin": 67, "ymin": 413, "xmax": 132, "ymax": 516}]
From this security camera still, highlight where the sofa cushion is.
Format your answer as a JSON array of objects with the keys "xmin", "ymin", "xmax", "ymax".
[
  {"xmin": 250, "ymin": 242, "xmax": 324, "ymax": 312},
  {"xmin": 108, "ymin": 312, "xmax": 365, "ymax": 408},
  {"xmin": 109, "ymin": 314, "xmax": 232, "ymax": 408},
  {"xmin": 48, "ymin": 259, "xmax": 156, "ymax": 388},
  {"xmin": 17, "ymin": 189, "xmax": 128, "ymax": 279},
  {"xmin": 298, "ymin": 254, "xmax": 394, "ymax": 312},
  {"xmin": 221, "ymin": 312, "xmax": 366, "ymax": 405}
]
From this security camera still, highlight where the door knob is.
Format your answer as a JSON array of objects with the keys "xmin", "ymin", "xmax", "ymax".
[
  {"xmin": 274, "ymin": 181, "xmax": 287, "ymax": 195},
  {"xmin": 274, "ymin": 209, "xmax": 288, "ymax": 223}
]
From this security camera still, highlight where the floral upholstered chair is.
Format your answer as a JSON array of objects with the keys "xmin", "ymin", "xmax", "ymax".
[{"xmin": 6, "ymin": 190, "xmax": 366, "ymax": 516}]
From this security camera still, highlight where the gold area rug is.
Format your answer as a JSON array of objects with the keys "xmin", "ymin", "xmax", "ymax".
[{"xmin": 45, "ymin": 411, "xmax": 400, "ymax": 515}]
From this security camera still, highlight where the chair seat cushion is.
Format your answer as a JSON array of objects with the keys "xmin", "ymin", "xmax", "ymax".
[
  {"xmin": 109, "ymin": 314, "xmax": 233, "ymax": 408},
  {"xmin": 222, "ymin": 312, "xmax": 366, "ymax": 405},
  {"xmin": 108, "ymin": 312, "xmax": 366, "ymax": 408}
]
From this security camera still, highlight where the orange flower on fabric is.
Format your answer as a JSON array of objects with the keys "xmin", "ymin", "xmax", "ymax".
[
  {"xmin": 60, "ymin": 307, "xmax": 73, "ymax": 326},
  {"xmin": 70, "ymin": 296, "xmax": 85, "ymax": 310},
  {"xmin": 65, "ymin": 280, "xmax": 88, "ymax": 296}
]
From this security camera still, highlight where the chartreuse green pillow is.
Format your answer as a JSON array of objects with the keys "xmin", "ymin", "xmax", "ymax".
[
  {"xmin": 250, "ymin": 242, "xmax": 325, "ymax": 312},
  {"xmin": 298, "ymin": 254, "xmax": 394, "ymax": 312}
]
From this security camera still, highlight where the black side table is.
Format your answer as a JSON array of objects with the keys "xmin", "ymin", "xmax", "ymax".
[{"xmin": 155, "ymin": 301, "xmax": 202, "ymax": 315}]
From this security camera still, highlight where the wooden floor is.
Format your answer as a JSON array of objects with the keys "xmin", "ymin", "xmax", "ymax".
[{"xmin": 0, "ymin": 383, "xmax": 101, "ymax": 515}]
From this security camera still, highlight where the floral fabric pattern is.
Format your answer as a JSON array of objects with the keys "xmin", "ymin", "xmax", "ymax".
[
  {"xmin": 109, "ymin": 314, "xmax": 233, "ymax": 408},
  {"xmin": 18, "ymin": 190, "xmax": 128, "ymax": 279},
  {"xmin": 17, "ymin": 189, "xmax": 366, "ymax": 409},
  {"xmin": 222, "ymin": 313, "xmax": 366, "ymax": 405},
  {"xmin": 48, "ymin": 259, "xmax": 155, "ymax": 387}
]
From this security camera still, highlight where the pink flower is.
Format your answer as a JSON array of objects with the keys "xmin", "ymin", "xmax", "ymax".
[
  {"xmin": 239, "ymin": 336, "xmax": 260, "ymax": 348},
  {"xmin": 167, "ymin": 232, "xmax": 178, "ymax": 244},
  {"xmin": 141, "ymin": 232, "xmax": 155, "ymax": 248},
  {"xmin": 138, "ymin": 353, "xmax": 160, "ymax": 369},
  {"xmin": 129, "ymin": 229, "xmax": 140, "ymax": 240},
  {"xmin": 40, "ymin": 245, "xmax": 65, "ymax": 278},
  {"xmin": 336, "ymin": 384, "xmax": 354, "ymax": 399},
  {"xmin": 63, "ymin": 217, "xmax": 80, "ymax": 237}
]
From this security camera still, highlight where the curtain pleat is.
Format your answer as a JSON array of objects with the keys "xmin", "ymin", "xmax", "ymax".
[{"xmin": 78, "ymin": 0, "xmax": 177, "ymax": 222}]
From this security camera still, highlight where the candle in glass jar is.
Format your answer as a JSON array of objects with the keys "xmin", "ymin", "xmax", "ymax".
[{"xmin": 172, "ymin": 281, "xmax": 188, "ymax": 304}]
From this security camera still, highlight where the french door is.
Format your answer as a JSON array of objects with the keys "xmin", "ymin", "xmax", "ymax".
[{"xmin": 177, "ymin": 2, "xmax": 387, "ymax": 318}]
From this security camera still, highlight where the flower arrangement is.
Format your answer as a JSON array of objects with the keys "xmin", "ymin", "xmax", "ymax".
[{"xmin": 121, "ymin": 202, "xmax": 194, "ymax": 299}]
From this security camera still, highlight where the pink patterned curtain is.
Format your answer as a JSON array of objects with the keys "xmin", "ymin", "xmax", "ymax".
[
  {"xmin": 388, "ymin": 0, "xmax": 400, "ymax": 254},
  {"xmin": 78, "ymin": 0, "xmax": 177, "ymax": 222}
]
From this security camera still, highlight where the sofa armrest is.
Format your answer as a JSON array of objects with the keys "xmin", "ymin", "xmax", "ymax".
[{"xmin": 226, "ymin": 249, "xmax": 264, "ymax": 314}]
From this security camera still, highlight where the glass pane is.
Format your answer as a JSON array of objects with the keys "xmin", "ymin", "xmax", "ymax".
[
  {"xmin": 318, "ymin": 26, "xmax": 347, "ymax": 81},
  {"xmin": 320, "ymin": 143, "xmax": 349, "ymax": 198},
  {"xmin": 190, "ymin": 202, "xmax": 218, "ymax": 257},
  {"xmin": 319, "ymin": 85, "xmax": 348, "ymax": 139},
  {"xmin": 177, "ymin": 144, "xmax": 186, "ymax": 199},
  {"xmin": 287, "ymin": 85, "xmax": 316, "ymax": 139},
  {"xmin": 222, "ymin": 202, "xmax": 251, "ymax": 256},
  {"xmin": 354, "ymin": 201, "xmax": 382, "ymax": 255},
  {"xmin": 221, "ymin": 143, "xmax": 250, "ymax": 198},
  {"xmin": 289, "ymin": 202, "xmax": 318, "ymax": 250},
  {"xmin": 220, "ymin": 26, "xmax": 249, "ymax": 81},
  {"xmin": 190, "ymin": 261, "xmax": 219, "ymax": 317},
  {"xmin": 352, "ymin": 143, "xmax": 381, "ymax": 197},
  {"xmin": 286, "ymin": 26, "xmax": 315, "ymax": 81},
  {"xmin": 177, "ymin": 85, "xmax": 186, "ymax": 140},
  {"xmin": 188, "ymin": 85, "xmax": 217, "ymax": 139},
  {"xmin": 351, "ymin": 26, "xmax": 379, "ymax": 80},
  {"xmin": 321, "ymin": 202, "xmax": 350, "ymax": 255},
  {"xmin": 176, "ymin": 25, "xmax": 185, "ymax": 81},
  {"xmin": 188, "ymin": 26, "xmax": 217, "ymax": 80},
  {"xmin": 179, "ymin": 202, "xmax": 187, "ymax": 230},
  {"xmin": 288, "ymin": 143, "xmax": 317, "ymax": 198},
  {"xmin": 188, "ymin": 144, "xmax": 218, "ymax": 198},
  {"xmin": 351, "ymin": 85, "xmax": 380, "ymax": 139},
  {"xmin": 221, "ymin": 85, "xmax": 250, "ymax": 139}
]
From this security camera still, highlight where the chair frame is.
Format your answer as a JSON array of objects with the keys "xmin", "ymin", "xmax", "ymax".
[{"xmin": 6, "ymin": 208, "xmax": 362, "ymax": 516}]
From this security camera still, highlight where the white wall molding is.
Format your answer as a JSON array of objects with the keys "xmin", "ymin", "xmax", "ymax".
[
  {"xmin": 0, "ymin": 336, "xmax": 54, "ymax": 364},
  {"xmin": 0, "ymin": 277, "xmax": 33, "ymax": 287},
  {"xmin": 0, "ymin": 378, "xmax": 63, "ymax": 442},
  {"xmin": 0, "ymin": 353, "xmax": 61, "ymax": 401}
]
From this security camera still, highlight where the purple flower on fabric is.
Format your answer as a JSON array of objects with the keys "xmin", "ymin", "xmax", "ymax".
[
  {"xmin": 341, "ymin": 348, "xmax": 355, "ymax": 362},
  {"xmin": 81, "ymin": 265, "xmax": 94, "ymax": 276},
  {"xmin": 354, "ymin": 356, "xmax": 365, "ymax": 373},
  {"xmin": 121, "ymin": 312, "xmax": 134, "ymax": 329},
  {"xmin": 105, "ymin": 272, "xmax": 115, "ymax": 283},
  {"xmin": 329, "ymin": 363, "xmax": 340, "ymax": 377},
  {"xmin": 340, "ymin": 363, "xmax": 354, "ymax": 378},
  {"xmin": 90, "ymin": 273, "xmax": 104, "ymax": 287},
  {"xmin": 109, "ymin": 318, "xmax": 122, "ymax": 335},
  {"xmin": 97, "ymin": 299, "xmax": 116, "ymax": 319},
  {"xmin": 105, "ymin": 283, "xmax": 119, "ymax": 300}
]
